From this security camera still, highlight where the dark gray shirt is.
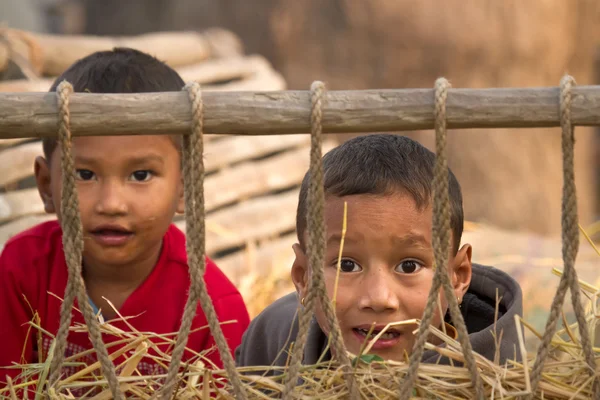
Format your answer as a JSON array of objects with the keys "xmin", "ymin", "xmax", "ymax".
[{"xmin": 235, "ymin": 264, "xmax": 523, "ymax": 370}]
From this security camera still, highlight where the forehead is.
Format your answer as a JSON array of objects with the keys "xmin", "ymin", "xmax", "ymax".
[
  {"xmin": 323, "ymin": 193, "xmax": 433, "ymax": 243},
  {"xmin": 52, "ymin": 135, "xmax": 180, "ymax": 163}
]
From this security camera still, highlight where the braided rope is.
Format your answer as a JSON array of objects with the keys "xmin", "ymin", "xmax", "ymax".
[
  {"xmin": 282, "ymin": 82, "xmax": 359, "ymax": 399},
  {"xmin": 157, "ymin": 82, "xmax": 247, "ymax": 400},
  {"xmin": 399, "ymin": 78, "xmax": 485, "ymax": 400},
  {"xmin": 49, "ymin": 81, "xmax": 122, "ymax": 399},
  {"xmin": 527, "ymin": 75, "xmax": 599, "ymax": 399}
]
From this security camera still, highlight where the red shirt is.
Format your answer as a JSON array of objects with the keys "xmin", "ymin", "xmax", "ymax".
[{"xmin": 0, "ymin": 220, "xmax": 250, "ymax": 388}]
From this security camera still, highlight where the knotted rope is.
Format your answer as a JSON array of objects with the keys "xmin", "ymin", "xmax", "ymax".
[
  {"xmin": 49, "ymin": 80, "xmax": 122, "ymax": 399},
  {"xmin": 282, "ymin": 81, "xmax": 359, "ymax": 399},
  {"xmin": 157, "ymin": 82, "xmax": 247, "ymax": 400},
  {"xmin": 527, "ymin": 75, "xmax": 599, "ymax": 399},
  {"xmin": 399, "ymin": 78, "xmax": 485, "ymax": 400}
]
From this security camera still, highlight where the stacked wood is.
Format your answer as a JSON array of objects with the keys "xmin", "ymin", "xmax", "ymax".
[
  {"xmin": 0, "ymin": 28, "xmax": 242, "ymax": 77},
  {"xmin": 0, "ymin": 26, "xmax": 285, "ymax": 93}
]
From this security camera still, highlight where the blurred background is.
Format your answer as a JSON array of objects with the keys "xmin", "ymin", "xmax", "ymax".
[{"xmin": 1, "ymin": 0, "xmax": 599, "ymax": 347}]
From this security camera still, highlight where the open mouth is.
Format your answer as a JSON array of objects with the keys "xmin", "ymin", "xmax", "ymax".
[
  {"xmin": 91, "ymin": 228, "xmax": 132, "ymax": 236},
  {"xmin": 89, "ymin": 225, "xmax": 133, "ymax": 245},
  {"xmin": 353, "ymin": 327, "xmax": 401, "ymax": 340}
]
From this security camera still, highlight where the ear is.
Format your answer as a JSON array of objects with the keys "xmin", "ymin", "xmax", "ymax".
[
  {"xmin": 175, "ymin": 176, "xmax": 185, "ymax": 214},
  {"xmin": 291, "ymin": 243, "xmax": 309, "ymax": 302},
  {"xmin": 452, "ymin": 243, "xmax": 472, "ymax": 303},
  {"xmin": 34, "ymin": 156, "xmax": 56, "ymax": 214}
]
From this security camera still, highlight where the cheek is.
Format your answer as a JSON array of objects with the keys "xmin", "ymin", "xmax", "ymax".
[
  {"xmin": 321, "ymin": 269, "xmax": 354, "ymax": 325},
  {"xmin": 403, "ymin": 271, "xmax": 441, "ymax": 317}
]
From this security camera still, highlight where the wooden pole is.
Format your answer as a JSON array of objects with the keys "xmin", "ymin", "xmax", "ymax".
[{"xmin": 2, "ymin": 86, "xmax": 600, "ymax": 139}]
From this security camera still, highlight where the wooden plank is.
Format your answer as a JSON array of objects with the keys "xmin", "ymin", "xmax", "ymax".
[
  {"xmin": 176, "ymin": 189, "xmax": 298, "ymax": 255},
  {"xmin": 177, "ymin": 55, "xmax": 273, "ymax": 84},
  {"xmin": 2, "ymin": 85, "xmax": 600, "ymax": 139},
  {"xmin": 0, "ymin": 138, "xmax": 33, "ymax": 149},
  {"xmin": 204, "ymin": 134, "xmax": 309, "ymax": 172},
  {"xmin": 0, "ymin": 188, "xmax": 44, "ymax": 223},
  {"xmin": 202, "ymin": 67, "xmax": 286, "ymax": 91},
  {"xmin": 203, "ymin": 141, "xmax": 335, "ymax": 211},
  {"xmin": 0, "ymin": 79, "xmax": 52, "ymax": 93},
  {"xmin": 213, "ymin": 232, "xmax": 297, "ymax": 285},
  {"xmin": 30, "ymin": 29, "xmax": 242, "ymax": 77},
  {"xmin": 0, "ymin": 141, "xmax": 41, "ymax": 187}
]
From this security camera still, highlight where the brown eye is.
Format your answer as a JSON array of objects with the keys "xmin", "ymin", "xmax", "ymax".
[
  {"xmin": 395, "ymin": 260, "xmax": 423, "ymax": 274},
  {"xmin": 130, "ymin": 170, "xmax": 153, "ymax": 182},
  {"xmin": 339, "ymin": 259, "xmax": 361, "ymax": 273},
  {"xmin": 75, "ymin": 169, "xmax": 95, "ymax": 181}
]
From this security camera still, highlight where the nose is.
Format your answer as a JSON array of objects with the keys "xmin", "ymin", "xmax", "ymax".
[
  {"xmin": 94, "ymin": 179, "xmax": 128, "ymax": 216},
  {"xmin": 358, "ymin": 266, "xmax": 400, "ymax": 313}
]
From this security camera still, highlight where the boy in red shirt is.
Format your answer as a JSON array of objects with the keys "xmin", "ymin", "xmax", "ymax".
[{"xmin": 0, "ymin": 48, "xmax": 250, "ymax": 388}]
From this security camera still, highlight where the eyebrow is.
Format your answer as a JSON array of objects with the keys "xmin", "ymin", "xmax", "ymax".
[
  {"xmin": 392, "ymin": 234, "xmax": 430, "ymax": 247},
  {"xmin": 327, "ymin": 232, "xmax": 364, "ymax": 246},
  {"xmin": 326, "ymin": 232, "xmax": 430, "ymax": 248},
  {"xmin": 75, "ymin": 154, "xmax": 166, "ymax": 166}
]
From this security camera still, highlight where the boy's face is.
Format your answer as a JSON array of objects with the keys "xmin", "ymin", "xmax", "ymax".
[
  {"xmin": 291, "ymin": 193, "xmax": 472, "ymax": 362},
  {"xmin": 34, "ymin": 135, "xmax": 184, "ymax": 270}
]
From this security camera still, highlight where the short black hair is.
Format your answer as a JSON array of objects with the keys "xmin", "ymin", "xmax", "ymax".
[
  {"xmin": 296, "ymin": 134, "xmax": 464, "ymax": 254},
  {"xmin": 43, "ymin": 47, "xmax": 185, "ymax": 160}
]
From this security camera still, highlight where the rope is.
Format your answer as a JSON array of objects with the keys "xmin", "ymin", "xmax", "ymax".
[
  {"xmin": 157, "ymin": 82, "xmax": 247, "ymax": 400},
  {"xmin": 49, "ymin": 81, "xmax": 122, "ymax": 399},
  {"xmin": 527, "ymin": 75, "xmax": 600, "ymax": 399},
  {"xmin": 282, "ymin": 81, "xmax": 358, "ymax": 399},
  {"xmin": 399, "ymin": 78, "xmax": 485, "ymax": 400}
]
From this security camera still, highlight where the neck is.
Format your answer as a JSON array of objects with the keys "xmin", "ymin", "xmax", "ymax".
[{"xmin": 82, "ymin": 244, "xmax": 162, "ymax": 290}]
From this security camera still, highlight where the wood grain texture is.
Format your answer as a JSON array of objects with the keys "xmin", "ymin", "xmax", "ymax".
[
  {"xmin": 32, "ymin": 29, "xmax": 242, "ymax": 76},
  {"xmin": 0, "ymin": 141, "xmax": 42, "ymax": 187},
  {"xmin": 214, "ymin": 232, "xmax": 297, "ymax": 283},
  {"xmin": 203, "ymin": 134, "xmax": 309, "ymax": 172},
  {"xmin": 203, "ymin": 141, "xmax": 335, "ymax": 211},
  {"xmin": 175, "ymin": 189, "xmax": 298, "ymax": 255},
  {"xmin": 1, "ymin": 86, "xmax": 600, "ymax": 139}
]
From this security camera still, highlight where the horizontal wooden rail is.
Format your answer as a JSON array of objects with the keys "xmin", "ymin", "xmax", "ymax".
[{"xmin": 2, "ymin": 86, "xmax": 600, "ymax": 139}]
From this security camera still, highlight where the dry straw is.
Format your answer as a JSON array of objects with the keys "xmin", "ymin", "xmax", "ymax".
[{"xmin": 0, "ymin": 262, "xmax": 598, "ymax": 399}]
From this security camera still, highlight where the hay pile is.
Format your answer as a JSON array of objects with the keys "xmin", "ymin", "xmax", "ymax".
[{"xmin": 1, "ymin": 264, "xmax": 598, "ymax": 400}]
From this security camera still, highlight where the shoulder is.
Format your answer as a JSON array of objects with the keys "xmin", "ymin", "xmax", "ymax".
[
  {"xmin": 467, "ymin": 263, "xmax": 524, "ymax": 363},
  {"xmin": 235, "ymin": 292, "xmax": 300, "ymax": 368},
  {"xmin": 1, "ymin": 220, "xmax": 61, "ymax": 270},
  {"xmin": 3, "ymin": 220, "xmax": 61, "ymax": 249},
  {"xmin": 470, "ymin": 263, "xmax": 523, "ymax": 311}
]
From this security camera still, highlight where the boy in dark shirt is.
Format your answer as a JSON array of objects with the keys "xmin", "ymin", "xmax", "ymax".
[{"xmin": 236, "ymin": 134, "xmax": 523, "ymax": 368}]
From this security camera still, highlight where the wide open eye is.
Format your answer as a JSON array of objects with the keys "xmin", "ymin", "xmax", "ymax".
[
  {"xmin": 395, "ymin": 260, "xmax": 423, "ymax": 274},
  {"xmin": 339, "ymin": 259, "xmax": 362, "ymax": 273}
]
